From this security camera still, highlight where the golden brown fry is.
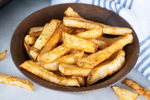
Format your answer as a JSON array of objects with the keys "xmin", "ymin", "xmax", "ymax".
[
  {"xmin": 37, "ymin": 61, "xmax": 59, "ymax": 71},
  {"xmin": 72, "ymin": 76, "xmax": 85, "ymax": 86},
  {"xmin": 24, "ymin": 35, "xmax": 36, "ymax": 45},
  {"xmin": 29, "ymin": 27, "xmax": 43, "ymax": 37},
  {"xmin": 20, "ymin": 60, "xmax": 80, "ymax": 87},
  {"xmin": 64, "ymin": 7, "xmax": 81, "ymax": 17},
  {"xmin": 89, "ymin": 39, "xmax": 108, "ymax": 49},
  {"xmin": 38, "ymin": 44, "xmax": 71, "ymax": 63},
  {"xmin": 57, "ymin": 51, "xmax": 84, "ymax": 64},
  {"xmin": 76, "ymin": 28, "xmax": 102, "ymax": 39},
  {"xmin": 73, "ymin": 28, "xmax": 86, "ymax": 34},
  {"xmin": 29, "ymin": 20, "xmax": 61, "ymax": 60},
  {"xmin": 77, "ymin": 34, "xmax": 133, "ymax": 68},
  {"xmin": 38, "ymin": 51, "xmax": 84, "ymax": 71},
  {"xmin": 63, "ymin": 32, "xmax": 97, "ymax": 53},
  {"xmin": 87, "ymin": 50, "xmax": 125, "ymax": 85},
  {"xmin": 40, "ymin": 24, "xmax": 73, "ymax": 54},
  {"xmin": 29, "ymin": 47, "xmax": 40, "ymax": 60},
  {"xmin": 59, "ymin": 63, "xmax": 92, "ymax": 77},
  {"xmin": 0, "ymin": 73, "xmax": 34, "ymax": 91},
  {"xmin": 112, "ymin": 86, "xmax": 138, "ymax": 100},
  {"xmin": 0, "ymin": 50, "xmax": 7, "ymax": 61},
  {"xmin": 63, "ymin": 17, "xmax": 101, "ymax": 29},
  {"xmin": 33, "ymin": 20, "xmax": 61, "ymax": 50},
  {"xmin": 103, "ymin": 26, "xmax": 132, "ymax": 35},
  {"xmin": 123, "ymin": 78, "xmax": 150, "ymax": 99},
  {"xmin": 63, "ymin": 17, "xmax": 132, "ymax": 35}
]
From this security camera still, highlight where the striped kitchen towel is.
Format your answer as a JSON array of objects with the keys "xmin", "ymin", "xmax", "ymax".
[{"xmin": 50, "ymin": 0, "xmax": 150, "ymax": 81}]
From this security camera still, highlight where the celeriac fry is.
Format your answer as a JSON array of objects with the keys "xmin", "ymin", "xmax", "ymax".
[
  {"xmin": 40, "ymin": 24, "xmax": 73, "ymax": 54},
  {"xmin": 103, "ymin": 26, "xmax": 132, "ymax": 35},
  {"xmin": 59, "ymin": 63, "xmax": 92, "ymax": 77},
  {"xmin": 76, "ymin": 28, "xmax": 102, "ymax": 39},
  {"xmin": 87, "ymin": 50, "xmax": 125, "ymax": 85},
  {"xmin": 63, "ymin": 32, "xmax": 97, "ymax": 53},
  {"xmin": 38, "ymin": 44, "xmax": 71, "ymax": 63},
  {"xmin": 64, "ymin": 7, "xmax": 81, "ymax": 17},
  {"xmin": 20, "ymin": 60, "xmax": 80, "ymax": 87},
  {"xmin": 29, "ymin": 27, "xmax": 43, "ymax": 37},
  {"xmin": 77, "ymin": 34, "xmax": 133, "ymax": 68},
  {"xmin": 63, "ymin": 17, "xmax": 132, "ymax": 35},
  {"xmin": 73, "ymin": 28, "xmax": 86, "ymax": 34},
  {"xmin": 29, "ymin": 47, "xmax": 40, "ymax": 60},
  {"xmin": 0, "ymin": 50, "xmax": 7, "ymax": 60},
  {"xmin": 24, "ymin": 35, "xmax": 36, "ymax": 45},
  {"xmin": 63, "ymin": 17, "xmax": 101, "ymax": 29},
  {"xmin": 123, "ymin": 78, "xmax": 150, "ymax": 99},
  {"xmin": 112, "ymin": 86, "xmax": 138, "ymax": 100},
  {"xmin": 29, "ymin": 20, "xmax": 61, "ymax": 60},
  {"xmin": 89, "ymin": 39, "xmax": 108, "ymax": 49},
  {"xmin": 72, "ymin": 76, "xmax": 85, "ymax": 86},
  {"xmin": 57, "ymin": 51, "xmax": 84, "ymax": 64},
  {"xmin": 0, "ymin": 73, "xmax": 34, "ymax": 91},
  {"xmin": 38, "ymin": 51, "xmax": 84, "ymax": 71},
  {"xmin": 37, "ymin": 61, "xmax": 59, "ymax": 71},
  {"xmin": 33, "ymin": 19, "xmax": 61, "ymax": 50}
]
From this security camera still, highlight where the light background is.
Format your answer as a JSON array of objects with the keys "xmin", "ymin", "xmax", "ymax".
[{"xmin": 0, "ymin": 0, "xmax": 149, "ymax": 100}]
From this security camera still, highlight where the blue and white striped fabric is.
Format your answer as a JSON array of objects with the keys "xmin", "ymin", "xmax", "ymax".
[{"xmin": 50, "ymin": 0, "xmax": 150, "ymax": 81}]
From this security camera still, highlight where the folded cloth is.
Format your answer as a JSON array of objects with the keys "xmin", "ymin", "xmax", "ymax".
[{"xmin": 50, "ymin": 0, "xmax": 150, "ymax": 81}]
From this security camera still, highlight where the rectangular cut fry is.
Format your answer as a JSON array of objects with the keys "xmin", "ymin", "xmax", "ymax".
[
  {"xmin": 59, "ymin": 63, "xmax": 92, "ymax": 77},
  {"xmin": 24, "ymin": 35, "xmax": 36, "ymax": 45},
  {"xmin": 20, "ymin": 60, "xmax": 80, "ymax": 87},
  {"xmin": 64, "ymin": 7, "xmax": 81, "ymax": 17},
  {"xmin": 33, "ymin": 19, "xmax": 61, "ymax": 50},
  {"xmin": 29, "ymin": 47, "xmax": 40, "ymax": 60},
  {"xmin": 40, "ymin": 24, "xmax": 73, "ymax": 54},
  {"xmin": 36, "ymin": 61, "xmax": 59, "ymax": 71},
  {"xmin": 38, "ymin": 44, "xmax": 71, "ymax": 63},
  {"xmin": 63, "ymin": 17, "xmax": 101, "ymax": 29},
  {"xmin": 29, "ymin": 27, "xmax": 43, "ymax": 37},
  {"xmin": 57, "ymin": 51, "xmax": 84, "ymax": 64},
  {"xmin": 38, "ymin": 51, "xmax": 84, "ymax": 71},
  {"xmin": 63, "ymin": 17, "xmax": 132, "ymax": 35},
  {"xmin": 76, "ymin": 28, "xmax": 102, "ymax": 39},
  {"xmin": 123, "ymin": 78, "xmax": 150, "ymax": 99},
  {"xmin": 103, "ymin": 26, "xmax": 132, "ymax": 35},
  {"xmin": 63, "ymin": 32, "xmax": 97, "ymax": 53},
  {"xmin": 112, "ymin": 86, "xmax": 138, "ymax": 100},
  {"xmin": 87, "ymin": 50, "xmax": 125, "ymax": 85},
  {"xmin": 89, "ymin": 39, "xmax": 108, "ymax": 49},
  {"xmin": 29, "ymin": 20, "xmax": 61, "ymax": 60},
  {"xmin": 77, "ymin": 34, "xmax": 133, "ymax": 68},
  {"xmin": 0, "ymin": 73, "xmax": 34, "ymax": 91},
  {"xmin": 0, "ymin": 50, "xmax": 7, "ymax": 60}
]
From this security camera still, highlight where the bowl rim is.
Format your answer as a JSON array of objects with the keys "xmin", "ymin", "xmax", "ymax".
[{"xmin": 10, "ymin": 3, "xmax": 140, "ymax": 92}]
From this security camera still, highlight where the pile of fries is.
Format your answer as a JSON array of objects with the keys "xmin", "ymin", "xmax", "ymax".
[{"xmin": 20, "ymin": 7, "xmax": 134, "ymax": 87}]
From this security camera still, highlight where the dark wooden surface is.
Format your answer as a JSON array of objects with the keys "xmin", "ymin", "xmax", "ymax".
[{"xmin": 10, "ymin": 3, "xmax": 139, "ymax": 92}]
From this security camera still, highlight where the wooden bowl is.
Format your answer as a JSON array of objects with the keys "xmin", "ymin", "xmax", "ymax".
[{"xmin": 10, "ymin": 3, "xmax": 139, "ymax": 92}]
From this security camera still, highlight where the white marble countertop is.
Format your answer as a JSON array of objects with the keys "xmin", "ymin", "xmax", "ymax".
[{"xmin": 0, "ymin": 0, "xmax": 149, "ymax": 100}]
